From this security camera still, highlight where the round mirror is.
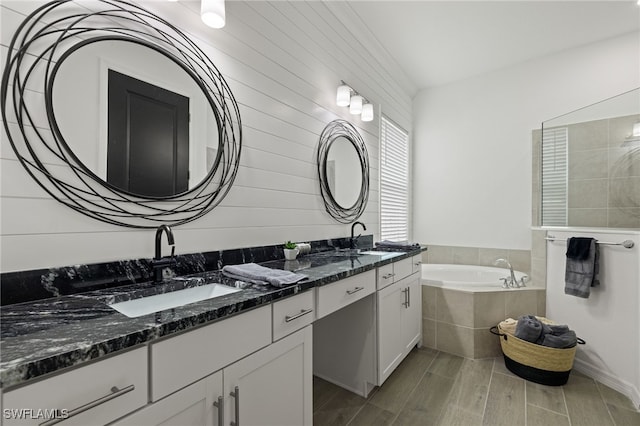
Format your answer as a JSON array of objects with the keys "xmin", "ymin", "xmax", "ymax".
[
  {"xmin": 52, "ymin": 39, "xmax": 220, "ymax": 198},
  {"xmin": 326, "ymin": 136, "xmax": 363, "ymax": 208},
  {"xmin": 317, "ymin": 120, "xmax": 369, "ymax": 223},
  {"xmin": 2, "ymin": 0, "xmax": 241, "ymax": 228}
]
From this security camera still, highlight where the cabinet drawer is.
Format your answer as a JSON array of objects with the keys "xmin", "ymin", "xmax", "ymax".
[
  {"xmin": 393, "ymin": 257, "xmax": 414, "ymax": 282},
  {"xmin": 151, "ymin": 305, "xmax": 271, "ymax": 401},
  {"xmin": 376, "ymin": 263, "xmax": 395, "ymax": 290},
  {"xmin": 272, "ymin": 290, "xmax": 315, "ymax": 341},
  {"xmin": 316, "ymin": 270, "xmax": 375, "ymax": 318},
  {"xmin": 3, "ymin": 347, "xmax": 147, "ymax": 426},
  {"xmin": 411, "ymin": 254, "xmax": 423, "ymax": 275}
]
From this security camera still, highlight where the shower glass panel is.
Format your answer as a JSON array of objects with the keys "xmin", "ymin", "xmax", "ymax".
[{"xmin": 540, "ymin": 88, "xmax": 640, "ymax": 228}]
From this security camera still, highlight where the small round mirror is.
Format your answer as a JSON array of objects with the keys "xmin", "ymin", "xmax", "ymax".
[{"xmin": 317, "ymin": 120, "xmax": 369, "ymax": 223}]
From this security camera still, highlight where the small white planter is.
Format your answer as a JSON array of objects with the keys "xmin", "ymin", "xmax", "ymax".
[{"xmin": 284, "ymin": 248, "xmax": 299, "ymax": 260}]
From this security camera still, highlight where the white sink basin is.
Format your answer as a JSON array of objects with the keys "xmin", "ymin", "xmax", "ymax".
[
  {"xmin": 358, "ymin": 251, "xmax": 398, "ymax": 256},
  {"xmin": 109, "ymin": 283, "xmax": 241, "ymax": 318}
]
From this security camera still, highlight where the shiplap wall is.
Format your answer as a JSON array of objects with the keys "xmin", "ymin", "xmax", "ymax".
[{"xmin": 0, "ymin": 1, "xmax": 413, "ymax": 272}]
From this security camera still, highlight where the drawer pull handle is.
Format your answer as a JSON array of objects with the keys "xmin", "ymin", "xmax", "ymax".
[
  {"xmin": 230, "ymin": 386, "xmax": 240, "ymax": 426},
  {"xmin": 346, "ymin": 286, "xmax": 364, "ymax": 295},
  {"xmin": 285, "ymin": 308, "xmax": 314, "ymax": 322},
  {"xmin": 414, "ymin": 262, "xmax": 422, "ymax": 266},
  {"xmin": 213, "ymin": 395, "xmax": 224, "ymax": 426},
  {"xmin": 382, "ymin": 273, "xmax": 395, "ymax": 279},
  {"xmin": 39, "ymin": 384, "xmax": 135, "ymax": 426}
]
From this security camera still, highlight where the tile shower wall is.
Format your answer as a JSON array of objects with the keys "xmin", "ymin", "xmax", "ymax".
[
  {"xmin": 0, "ymin": 1, "xmax": 413, "ymax": 272},
  {"xmin": 533, "ymin": 114, "xmax": 640, "ymax": 229}
]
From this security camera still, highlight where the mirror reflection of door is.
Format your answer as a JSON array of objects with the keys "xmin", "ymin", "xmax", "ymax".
[{"xmin": 108, "ymin": 69, "xmax": 189, "ymax": 197}]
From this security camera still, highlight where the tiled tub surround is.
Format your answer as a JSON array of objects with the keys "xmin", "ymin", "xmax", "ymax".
[
  {"xmin": 0, "ymin": 236, "xmax": 424, "ymax": 389},
  {"xmin": 422, "ymin": 284, "xmax": 545, "ymax": 359}
]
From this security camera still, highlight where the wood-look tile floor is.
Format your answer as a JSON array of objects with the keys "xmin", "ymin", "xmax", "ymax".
[{"xmin": 313, "ymin": 347, "xmax": 640, "ymax": 426}]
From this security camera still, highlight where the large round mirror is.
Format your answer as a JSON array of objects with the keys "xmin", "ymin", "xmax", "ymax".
[
  {"xmin": 1, "ymin": 0, "xmax": 241, "ymax": 228},
  {"xmin": 317, "ymin": 120, "xmax": 369, "ymax": 223},
  {"xmin": 52, "ymin": 39, "xmax": 219, "ymax": 198}
]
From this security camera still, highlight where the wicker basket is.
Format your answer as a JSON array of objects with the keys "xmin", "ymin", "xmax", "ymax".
[{"xmin": 490, "ymin": 319, "xmax": 585, "ymax": 386}]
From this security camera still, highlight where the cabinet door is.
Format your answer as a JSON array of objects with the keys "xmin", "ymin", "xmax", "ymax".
[
  {"xmin": 223, "ymin": 326, "xmax": 312, "ymax": 426},
  {"xmin": 113, "ymin": 371, "xmax": 223, "ymax": 426},
  {"xmin": 402, "ymin": 275, "xmax": 422, "ymax": 353},
  {"xmin": 377, "ymin": 280, "xmax": 404, "ymax": 385}
]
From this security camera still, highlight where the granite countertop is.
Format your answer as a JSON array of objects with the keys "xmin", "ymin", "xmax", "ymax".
[{"xmin": 0, "ymin": 249, "xmax": 421, "ymax": 389}]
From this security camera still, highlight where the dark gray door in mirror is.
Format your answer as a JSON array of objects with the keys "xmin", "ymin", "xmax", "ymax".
[{"xmin": 318, "ymin": 120, "xmax": 369, "ymax": 223}]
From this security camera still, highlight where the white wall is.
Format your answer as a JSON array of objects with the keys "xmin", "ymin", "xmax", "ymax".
[
  {"xmin": 546, "ymin": 229, "xmax": 640, "ymax": 408},
  {"xmin": 413, "ymin": 31, "xmax": 640, "ymax": 250},
  {"xmin": 0, "ymin": 1, "xmax": 413, "ymax": 272}
]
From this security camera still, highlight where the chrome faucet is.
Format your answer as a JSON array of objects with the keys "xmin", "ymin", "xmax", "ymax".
[
  {"xmin": 350, "ymin": 221, "xmax": 366, "ymax": 249},
  {"xmin": 494, "ymin": 258, "xmax": 517, "ymax": 288},
  {"xmin": 153, "ymin": 225, "xmax": 175, "ymax": 283}
]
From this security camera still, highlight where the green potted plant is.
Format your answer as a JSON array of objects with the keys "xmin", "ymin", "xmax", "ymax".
[{"xmin": 283, "ymin": 241, "xmax": 299, "ymax": 260}]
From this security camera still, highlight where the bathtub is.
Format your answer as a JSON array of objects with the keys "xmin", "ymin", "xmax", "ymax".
[
  {"xmin": 421, "ymin": 263, "xmax": 529, "ymax": 292},
  {"xmin": 421, "ymin": 263, "xmax": 544, "ymax": 359}
]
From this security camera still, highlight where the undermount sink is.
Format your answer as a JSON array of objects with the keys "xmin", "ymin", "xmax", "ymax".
[
  {"xmin": 109, "ymin": 283, "xmax": 241, "ymax": 318},
  {"xmin": 358, "ymin": 251, "xmax": 398, "ymax": 256}
]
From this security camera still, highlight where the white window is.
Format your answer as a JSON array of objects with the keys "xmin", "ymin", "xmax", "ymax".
[
  {"xmin": 541, "ymin": 127, "xmax": 568, "ymax": 226},
  {"xmin": 380, "ymin": 116, "xmax": 409, "ymax": 241}
]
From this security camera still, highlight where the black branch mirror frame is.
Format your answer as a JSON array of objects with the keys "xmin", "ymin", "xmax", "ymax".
[
  {"xmin": 317, "ymin": 119, "xmax": 370, "ymax": 224},
  {"xmin": 1, "ymin": 0, "xmax": 242, "ymax": 228}
]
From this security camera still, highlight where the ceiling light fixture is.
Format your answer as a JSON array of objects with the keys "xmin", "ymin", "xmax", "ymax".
[
  {"xmin": 201, "ymin": 0, "xmax": 225, "ymax": 28},
  {"xmin": 336, "ymin": 81, "xmax": 374, "ymax": 122}
]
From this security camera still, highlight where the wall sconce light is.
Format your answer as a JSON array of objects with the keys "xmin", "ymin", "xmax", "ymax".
[
  {"xmin": 201, "ymin": 0, "xmax": 225, "ymax": 28},
  {"xmin": 335, "ymin": 81, "xmax": 374, "ymax": 122},
  {"xmin": 361, "ymin": 103, "xmax": 373, "ymax": 122},
  {"xmin": 336, "ymin": 84, "xmax": 351, "ymax": 107},
  {"xmin": 349, "ymin": 95, "xmax": 363, "ymax": 115}
]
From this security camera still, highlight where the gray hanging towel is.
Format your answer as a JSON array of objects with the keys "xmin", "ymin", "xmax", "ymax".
[{"xmin": 564, "ymin": 238, "xmax": 600, "ymax": 298}]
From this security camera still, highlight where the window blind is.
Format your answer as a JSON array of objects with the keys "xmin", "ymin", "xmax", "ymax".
[
  {"xmin": 541, "ymin": 127, "xmax": 568, "ymax": 226},
  {"xmin": 380, "ymin": 116, "xmax": 409, "ymax": 241}
]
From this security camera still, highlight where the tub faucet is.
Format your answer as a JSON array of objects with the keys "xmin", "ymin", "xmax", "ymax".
[
  {"xmin": 152, "ymin": 225, "xmax": 175, "ymax": 283},
  {"xmin": 494, "ymin": 258, "xmax": 517, "ymax": 288},
  {"xmin": 350, "ymin": 221, "xmax": 366, "ymax": 249}
]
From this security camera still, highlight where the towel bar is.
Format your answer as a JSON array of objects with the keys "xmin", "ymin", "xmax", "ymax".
[{"xmin": 545, "ymin": 236, "xmax": 635, "ymax": 249}]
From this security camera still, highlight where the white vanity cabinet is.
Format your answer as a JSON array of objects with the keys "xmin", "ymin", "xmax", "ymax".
[
  {"xmin": 114, "ymin": 326, "xmax": 313, "ymax": 426},
  {"xmin": 112, "ymin": 371, "xmax": 222, "ymax": 426},
  {"xmin": 2, "ymin": 347, "xmax": 148, "ymax": 426},
  {"xmin": 114, "ymin": 300, "xmax": 313, "ymax": 426},
  {"xmin": 376, "ymin": 257, "xmax": 422, "ymax": 385},
  {"xmin": 223, "ymin": 326, "xmax": 312, "ymax": 426}
]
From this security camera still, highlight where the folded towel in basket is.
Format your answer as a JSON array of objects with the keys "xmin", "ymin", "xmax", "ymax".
[
  {"xmin": 565, "ymin": 238, "xmax": 600, "ymax": 298},
  {"xmin": 515, "ymin": 315, "xmax": 544, "ymax": 343},
  {"xmin": 222, "ymin": 263, "xmax": 307, "ymax": 287},
  {"xmin": 540, "ymin": 330, "xmax": 578, "ymax": 349}
]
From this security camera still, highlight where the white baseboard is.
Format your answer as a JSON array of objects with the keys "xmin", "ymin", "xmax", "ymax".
[{"xmin": 573, "ymin": 358, "xmax": 640, "ymax": 410}]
